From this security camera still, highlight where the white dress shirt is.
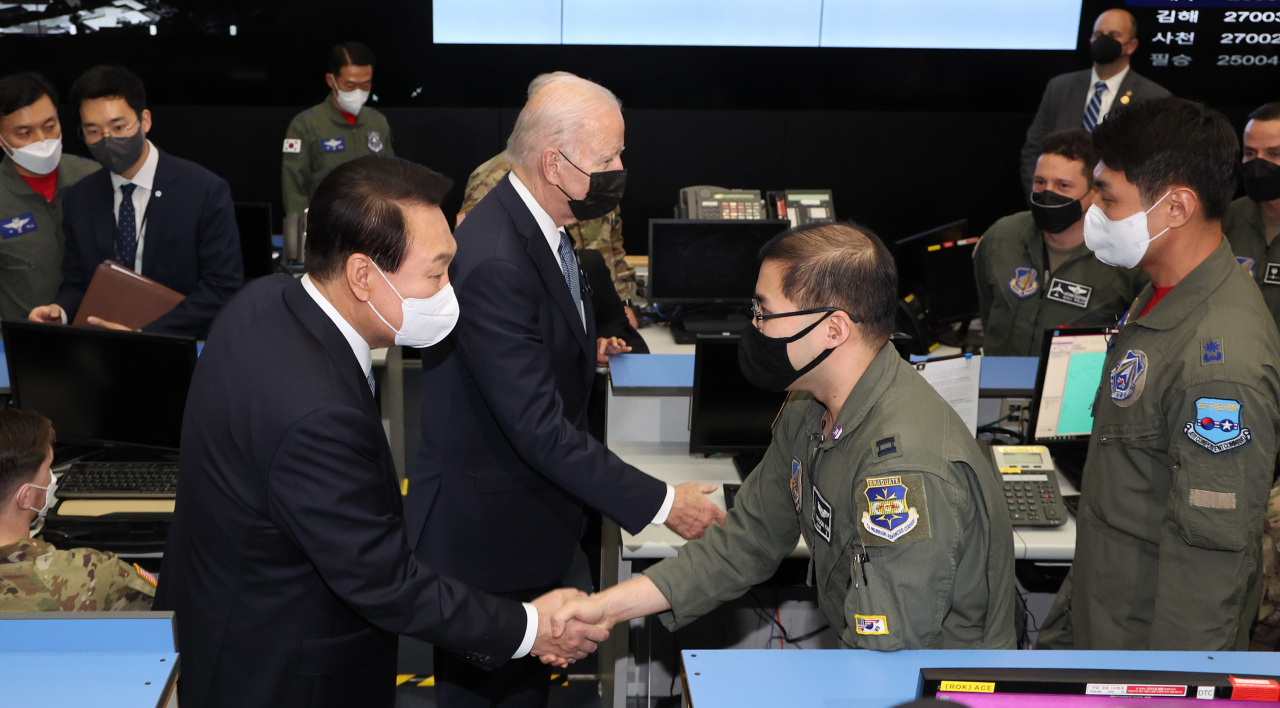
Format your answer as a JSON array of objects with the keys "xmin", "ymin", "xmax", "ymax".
[
  {"xmin": 301, "ymin": 274, "xmax": 539, "ymax": 659},
  {"xmin": 506, "ymin": 171, "xmax": 677, "ymax": 526},
  {"xmin": 1082, "ymin": 65, "xmax": 1130, "ymax": 126},
  {"xmin": 109, "ymin": 139, "xmax": 160, "ymax": 274}
]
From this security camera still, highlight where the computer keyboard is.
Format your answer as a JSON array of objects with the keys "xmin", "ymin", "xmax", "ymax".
[{"xmin": 57, "ymin": 461, "xmax": 178, "ymax": 499}]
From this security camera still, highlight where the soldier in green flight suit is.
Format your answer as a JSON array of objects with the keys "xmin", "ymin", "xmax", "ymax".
[
  {"xmin": 541, "ymin": 223, "xmax": 1016, "ymax": 653},
  {"xmin": 0, "ymin": 72, "xmax": 99, "ymax": 321},
  {"xmin": 281, "ymin": 42, "xmax": 393, "ymax": 222},
  {"xmin": 1224, "ymin": 102, "xmax": 1280, "ymax": 330},
  {"xmin": 0, "ymin": 408, "xmax": 155, "ymax": 611},
  {"xmin": 975, "ymin": 128, "xmax": 1146, "ymax": 357},
  {"xmin": 1038, "ymin": 98, "xmax": 1280, "ymax": 651}
]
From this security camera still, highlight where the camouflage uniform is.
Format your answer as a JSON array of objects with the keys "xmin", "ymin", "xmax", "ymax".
[
  {"xmin": 460, "ymin": 152, "xmax": 636, "ymax": 301},
  {"xmin": 0, "ymin": 536, "xmax": 155, "ymax": 611},
  {"xmin": 1252, "ymin": 482, "xmax": 1280, "ymax": 650}
]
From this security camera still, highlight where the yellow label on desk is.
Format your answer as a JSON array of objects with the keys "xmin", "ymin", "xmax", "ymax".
[
  {"xmin": 999, "ymin": 467, "xmax": 1021, "ymax": 474},
  {"xmin": 940, "ymin": 681, "xmax": 995, "ymax": 693}
]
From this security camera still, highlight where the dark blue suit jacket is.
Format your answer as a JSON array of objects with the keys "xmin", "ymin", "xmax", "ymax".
[
  {"xmin": 55, "ymin": 147, "xmax": 243, "ymax": 338},
  {"xmin": 410, "ymin": 175, "xmax": 667, "ymax": 593},
  {"xmin": 154, "ymin": 275, "xmax": 526, "ymax": 708}
]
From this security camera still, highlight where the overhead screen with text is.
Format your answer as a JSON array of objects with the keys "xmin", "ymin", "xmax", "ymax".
[{"xmin": 433, "ymin": 0, "xmax": 1084, "ymax": 49}]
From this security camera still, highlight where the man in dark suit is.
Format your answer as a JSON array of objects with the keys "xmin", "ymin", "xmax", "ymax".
[
  {"xmin": 154, "ymin": 156, "xmax": 606, "ymax": 708},
  {"xmin": 1020, "ymin": 8, "xmax": 1171, "ymax": 195},
  {"xmin": 411, "ymin": 76, "xmax": 724, "ymax": 708},
  {"xmin": 27, "ymin": 65, "xmax": 242, "ymax": 338}
]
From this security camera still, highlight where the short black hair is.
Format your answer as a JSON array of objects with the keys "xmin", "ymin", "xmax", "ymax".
[
  {"xmin": 1092, "ymin": 97, "xmax": 1238, "ymax": 220},
  {"xmin": 0, "ymin": 72, "xmax": 58, "ymax": 118},
  {"xmin": 328, "ymin": 41, "xmax": 376, "ymax": 77},
  {"xmin": 305, "ymin": 155, "xmax": 453, "ymax": 281},
  {"xmin": 69, "ymin": 65, "xmax": 146, "ymax": 117},
  {"xmin": 758, "ymin": 222, "xmax": 898, "ymax": 345},
  {"xmin": 1248, "ymin": 102, "xmax": 1280, "ymax": 123},
  {"xmin": 1041, "ymin": 128, "xmax": 1100, "ymax": 185},
  {"xmin": 0, "ymin": 408, "xmax": 55, "ymax": 500}
]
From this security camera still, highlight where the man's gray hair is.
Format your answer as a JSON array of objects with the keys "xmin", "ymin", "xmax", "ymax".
[
  {"xmin": 526, "ymin": 71, "xmax": 578, "ymax": 99},
  {"xmin": 506, "ymin": 76, "xmax": 622, "ymax": 170}
]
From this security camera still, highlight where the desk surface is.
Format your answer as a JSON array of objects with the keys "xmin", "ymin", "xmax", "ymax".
[
  {"xmin": 682, "ymin": 649, "xmax": 1280, "ymax": 708},
  {"xmin": 1, "ymin": 651, "xmax": 177, "ymax": 705}
]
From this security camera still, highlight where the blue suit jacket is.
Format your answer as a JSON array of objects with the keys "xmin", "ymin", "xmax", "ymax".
[
  {"xmin": 154, "ymin": 276, "xmax": 526, "ymax": 708},
  {"xmin": 410, "ymin": 175, "xmax": 667, "ymax": 593},
  {"xmin": 55, "ymin": 147, "xmax": 244, "ymax": 338}
]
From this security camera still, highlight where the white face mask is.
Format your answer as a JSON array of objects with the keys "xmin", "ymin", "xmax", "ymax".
[
  {"xmin": 1, "ymin": 135, "xmax": 62, "ymax": 176},
  {"xmin": 367, "ymin": 260, "xmax": 460, "ymax": 348},
  {"xmin": 18, "ymin": 475, "xmax": 58, "ymax": 518},
  {"xmin": 1083, "ymin": 190, "xmax": 1173, "ymax": 269},
  {"xmin": 335, "ymin": 88, "xmax": 369, "ymax": 116}
]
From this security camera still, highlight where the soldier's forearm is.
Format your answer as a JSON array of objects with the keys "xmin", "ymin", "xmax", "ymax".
[{"xmin": 598, "ymin": 575, "xmax": 671, "ymax": 627}]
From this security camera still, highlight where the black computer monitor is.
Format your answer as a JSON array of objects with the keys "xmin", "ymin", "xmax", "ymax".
[
  {"xmin": 235, "ymin": 201, "xmax": 274, "ymax": 280},
  {"xmin": 689, "ymin": 334, "xmax": 786, "ymax": 455},
  {"xmin": 894, "ymin": 219, "xmax": 979, "ymax": 325},
  {"xmin": 1028, "ymin": 326, "xmax": 1113, "ymax": 443},
  {"xmin": 2, "ymin": 321, "xmax": 198, "ymax": 450},
  {"xmin": 648, "ymin": 219, "xmax": 790, "ymax": 304}
]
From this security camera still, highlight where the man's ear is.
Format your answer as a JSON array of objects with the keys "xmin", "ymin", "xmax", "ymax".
[
  {"xmin": 828, "ymin": 312, "xmax": 854, "ymax": 350},
  {"xmin": 1166, "ymin": 187, "xmax": 1199, "ymax": 230},
  {"xmin": 325, "ymin": 73, "xmax": 336, "ymax": 91},
  {"xmin": 140, "ymin": 108, "xmax": 153, "ymax": 135},
  {"xmin": 541, "ymin": 148, "xmax": 563, "ymax": 187},
  {"xmin": 346, "ymin": 254, "xmax": 374, "ymax": 303},
  {"xmin": 12, "ymin": 481, "xmax": 39, "ymax": 513}
]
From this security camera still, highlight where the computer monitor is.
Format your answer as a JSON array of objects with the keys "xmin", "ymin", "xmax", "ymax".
[
  {"xmin": 235, "ymin": 201, "xmax": 274, "ymax": 280},
  {"xmin": 689, "ymin": 335, "xmax": 787, "ymax": 455},
  {"xmin": 1029, "ymin": 326, "xmax": 1113, "ymax": 443},
  {"xmin": 894, "ymin": 219, "xmax": 980, "ymax": 325},
  {"xmin": 2, "ymin": 321, "xmax": 199, "ymax": 450},
  {"xmin": 648, "ymin": 219, "xmax": 790, "ymax": 304}
]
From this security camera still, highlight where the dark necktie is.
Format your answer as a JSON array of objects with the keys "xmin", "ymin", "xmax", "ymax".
[
  {"xmin": 557, "ymin": 231, "xmax": 584, "ymax": 328},
  {"xmin": 116, "ymin": 182, "xmax": 139, "ymax": 270}
]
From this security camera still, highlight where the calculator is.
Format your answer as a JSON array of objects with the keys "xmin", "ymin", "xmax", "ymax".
[{"xmin": 989, "ymin": 445, "xmax": 1069, "ymax": 527}]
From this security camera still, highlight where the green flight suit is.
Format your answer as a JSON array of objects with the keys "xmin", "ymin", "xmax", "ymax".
[
  {"xmin": 281, "ymin": 97, "xmax": 394, "ymax": 218},
  {"xmin": 645, "ymin": 342, "xmax": 1016, "ymax": 649},
  {"xmin": 975, "ymin": 211, "xmax": 1147, "ymax": 357},
  {"xmin": 1038, "ymin": 237, "xmax": 1280, "ymax": 651},
  {"xmin": 1223, "ymin": 196, "xmax": 1280, "ymax": 331},
  {"xmin": 0, "ymin": 153, "xmax": 100, "ymax": 321}
]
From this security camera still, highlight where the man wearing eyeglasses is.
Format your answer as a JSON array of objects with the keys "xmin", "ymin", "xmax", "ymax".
[
  {"xmin": 26, "ymin": 65, "xmax": 242, "ymax": 338},
  {"xmin": 542, "ymin": 222, "xmax": 1017, "ymax": 656}
]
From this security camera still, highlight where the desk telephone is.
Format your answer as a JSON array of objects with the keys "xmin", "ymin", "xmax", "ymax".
[
  {"xmin": 989, "ymin": 445, "xmax": 1069, "ymax": 527},
  {"xmin": 678, "ymin": 186, "xmax": 766, "ymax": 220},
  {"xmin": 768, "ymin": 189, "xmax": 835, "ymax": 227}
]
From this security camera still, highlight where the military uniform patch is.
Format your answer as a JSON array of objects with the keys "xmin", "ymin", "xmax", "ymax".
[
  {"xmin": 367, "ymin": 131, "xmax": 384, "ymax": 153},
  {"xmin": 1266, "ymin": 263, "xmax": 1280, "ymax": 286},
  {"xmin": 874, "ymin": 435, "xmax": 901, "ymax": 460},
  {"xmin": 1237, "ymin": 256, "xmax": 1256, "ymax": 278},
  {"xmin": 1202, "ymin": 339, "xmax": 1224, "ymax": 366},
  {"xmin": 1, "ymin": 213, "xmax": 37, "ymax": 239},
  {"xmin": 1046, "ymin": 278, "xmax": 1092, "ymax": 308},
  {"xmin": 1110, "ymin": 349, "xmax": 1148, "ymax": 407},
  {"xmin": 322, "ymin": 137, "xmax": 346, "ymax": 152},
  {"xmin": 854, "ymin": 614, "xmax": 888, "ymax": 635},
  {"xmin": 1184, "ymin": 397, "xmax": 1252, "ymax": 454},
  {"xmin": 857, "ymin": 473, "xmax": 931, "ymax": 546},
  {"xmin": 790, "ymin": 457, "xmax": 802, "ymax": 512},
  {"xmin": 812, "ymin": 486, "xmax": 833, "ymax": 543},
  {"xmin": 1009, "ymin": 267, "xmax": 1038, "ymax": 298},
  {"xmin": 282, "ymin": 138, "xmax": 301, "ymax": 154}
]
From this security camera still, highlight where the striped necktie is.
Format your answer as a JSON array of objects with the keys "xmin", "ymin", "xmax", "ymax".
[
  {"xmin": 366, "ymin": 370, "xmax": 375, "ymax": 396},
  {"xmin": 557, "ymin": 230, "xmax": 585, "ymax": 328},
  {"xmin": 1082, "ymin": 81, "xmax": 1108, "ymax": 133}
]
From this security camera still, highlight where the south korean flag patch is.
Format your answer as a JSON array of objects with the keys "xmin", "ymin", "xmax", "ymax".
[
  {"xmin": 282, "ymin": 138, "xmax": 301, "ymax": 154},
  {"xmin": 1046, "ymin": 278, "xmax": 1092, "ymax": 308}
]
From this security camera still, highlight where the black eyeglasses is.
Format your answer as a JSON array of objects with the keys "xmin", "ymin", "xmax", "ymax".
[{"xmin": 750, "ymin": 299, "xmax": 861, "ymax": 329}]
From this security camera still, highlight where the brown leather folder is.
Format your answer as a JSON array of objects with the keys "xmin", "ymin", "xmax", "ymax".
[{"xmin": 72, "ymin": 260, "xmax": 185, "ymax": 330}]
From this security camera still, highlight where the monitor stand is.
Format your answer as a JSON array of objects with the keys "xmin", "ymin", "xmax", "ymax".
[
  {"xmin": 669, "ymin": 306, "xmax": 751, "ymax": 344},
  {"xmin": 732, "ymin": 451, "xmax": 764, "ymax": 480}
]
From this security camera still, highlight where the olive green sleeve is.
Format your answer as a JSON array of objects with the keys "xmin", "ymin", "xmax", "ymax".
[
  {"xmin": 1149, "ymin": 380, "xmax": 1280, "ymax": 649},
  {"xmin": 281, "ymin": 117, "xmax": 312, "ymax": 217},
  {"xmin": 974, "ymin": 231, "xmax": 994, "ymax": 329},
  {"xmin": 644, "ymin": 425, "xmax": 802, "ymax": 631},
  {"xmin": 380, "ymin": 116, "xmax": 395, "ymax": 158}
]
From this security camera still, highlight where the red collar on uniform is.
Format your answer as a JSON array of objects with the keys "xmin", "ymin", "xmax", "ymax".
[
  {"xmin": 1139, "ymin": 285, "xmax": 1174, "ymax": 318},
  {"xmin": 19, "ymin": 168, "xmax": 58, "ymax": 202},
  {"xmin": 338, "ymin": 108, "xmax": 357, "ymax": 126}
]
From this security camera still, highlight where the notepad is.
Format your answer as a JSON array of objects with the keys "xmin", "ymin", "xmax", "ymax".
[{"xmin": 913, "ymin": 354, "xmax": 982, "ymax": 437}]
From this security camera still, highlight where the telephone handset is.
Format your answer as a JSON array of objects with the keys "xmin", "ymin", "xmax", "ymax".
[
  {"xmin": 678, "ymin": 186, "xmax": 766, "ymax": 220},
  {"xmin": 768, "ymin": 189, "xmax": 836, "ymax": 227}
]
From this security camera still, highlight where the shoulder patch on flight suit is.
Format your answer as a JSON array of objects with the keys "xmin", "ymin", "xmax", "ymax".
[
  {"xmin": 282, "ymin": 138, "xmax": 301, "ymax": 153},
  {"xmin": 1201, "ymin": 339, "xmax": 1224, "ymax": 366},
  {"xmin": 367, "ymin": 131, "xmax": 384, "ymax": 153},
  {"xmin": 872, "ymin": 435, "xmax": 902, "ymax": 461},
  {"xmin": 1046, "ymin": 278, "xmax": 1092, "ymax": 308},
  {"xmin": 321, "ymin": 137, "xmax": 346, "ymax": 152},
  {"xmin": 1184, "ymin": 397, "xmax": 1252, "ymax": 454},
  {"xmin": 1237, "ymin": 256, "xmax": 1256, "ymax": 278},
  {"xmin": 1, "ymin": 213, "xmax": 37, "ymax": 239},
  {"xmin": 1266, "ymin": 263, "xmax": 1280, "ymax": 286},
  {"xmin": 857, "ymin": 473, "xmax": 932, "ymax": 546},
  {"xmin": 1009, "ymin": 267, "xmax": 1038, "ymax": 298},
  {"xmin": 1110, "ymin": 349, "xmax": 1147, "ymax": 407},
  {"xmin": 790, "ymin": 457, "xmax": 802, "ymax": 512}
]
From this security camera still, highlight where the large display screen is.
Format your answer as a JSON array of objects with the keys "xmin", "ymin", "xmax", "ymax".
[{"xmin": 433, "ymin": 0, "xmax": 1084, "ymax": 49}]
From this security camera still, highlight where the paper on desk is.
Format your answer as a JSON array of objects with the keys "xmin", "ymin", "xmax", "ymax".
[{"xmin": 913, "ymin": 354, "xmax": 981, "ymax": 437}]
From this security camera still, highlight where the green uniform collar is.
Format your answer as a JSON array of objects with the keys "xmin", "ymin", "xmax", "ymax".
[
  {"xmin": 1131, "ymin": 236, "xmax": 1235, "ymax": 332},
  {"xmin": 803, "ymin": 342, "xmax": 898, "ymax": 451},
  {"xmin": 0, "ymin": 155, "xmax": 34, "ymax": 196},
  {"xmin": 0, "ymin": 537, "xmax": 53, "ymax": 564}
]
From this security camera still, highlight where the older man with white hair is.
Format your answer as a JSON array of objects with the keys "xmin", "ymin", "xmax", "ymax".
[{"xmin": 408, "ymin": 77, "xmax": 724, "ymax": 708}]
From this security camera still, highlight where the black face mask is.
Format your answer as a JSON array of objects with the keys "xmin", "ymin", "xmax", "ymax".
[
  {"xmin": 1244, "ymin": 158, "xmax": 1280, "ymax": 204},
  {"xmin": 86, "ymin": 126, "xmax": 146, "ymax": 176},
  {"xmin": 737, "ymin": 312, "xmax": 836, "ymax": 393},
  {"xmin": 555, "ymin": 151, "xmax": 626, "ymax": 221},
  {"xmin": 1090, "ymin": 34, "xmax": 1123, "ymax": 65},
  {"xmin": 1029, "ymin": 189, "xmax": 1084, "ymax": 234}
]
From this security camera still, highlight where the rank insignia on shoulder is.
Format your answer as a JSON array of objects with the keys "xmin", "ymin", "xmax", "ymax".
[
  {"xmin": 1184, "ymin": 397, "xmax": 1251, "ymax": 454},
  {"xmin": 1237, "ymin": 256, "xmax": 1256, "ymax": 278},
  {"xmin": 855, "ymin": 614, "xmax": 888, "ymax": 635},
  {"xmin": 1266, "ymin": 263, "xmax": 1280, "ymax": 286},
  {"xmin": 790, "ymin": 457, "xmax": 802, "ymax": 513},
  {"xmin": 873, "ymin": 435, "xmax": 901, "ymax": 460},
  {"xmin": 1109, "ymin": 349, "xmax": 1147, "ymax": 407},
  {"xmin": 859, "ymin": 474, "xmax": 930, "ymax": 544},
  {"xmin": 1009, "ymin": 267, "xmax": 1038, "ymax": 298},
  {"xmin": 282, "ymin": 138, "xmax": 301, "ymax": 154},
  {"xmin": 1202, "ymin": 339, "xmax": 1224, "ymax": 366},
  {"xmin": 322, "ymin": 137, "xmax": 346, "ymax": 152}
]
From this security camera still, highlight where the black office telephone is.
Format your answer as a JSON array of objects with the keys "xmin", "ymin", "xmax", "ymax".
[
  {"xmin": 767, "ymin": 189, "xmax": 836, "ymax": 227},
  {"xmin": 678, "ymin": 186, "xmax": 766, "ymax": 220}
]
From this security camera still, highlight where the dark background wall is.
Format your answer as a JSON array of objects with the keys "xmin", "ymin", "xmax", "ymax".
[{"xmin": 18, "ymin": 0, "xmax": 1274, "ymax": 255}]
